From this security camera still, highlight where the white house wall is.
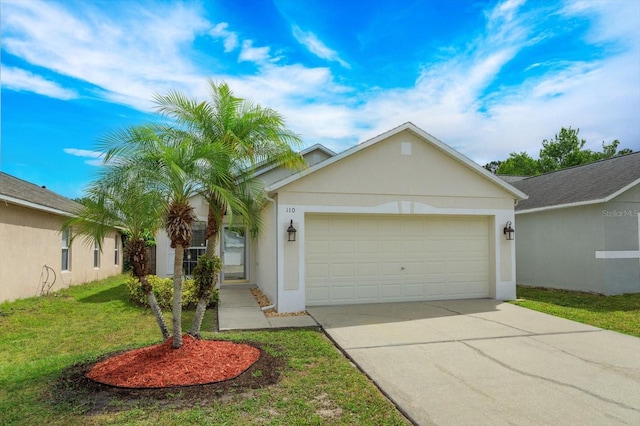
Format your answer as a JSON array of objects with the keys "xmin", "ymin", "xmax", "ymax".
[{"xmin": 254, "ymin": 198, "xmax": 277, "ymax": 303}]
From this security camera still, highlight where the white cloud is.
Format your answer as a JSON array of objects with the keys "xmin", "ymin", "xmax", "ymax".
[
  {"xmin": 210, "ymin": 22, "xmax": 238, "ymax": 52},
  {"xmin": 63, "ymin": 148, "xmax": 104, "ymax": 166},
  {"xmin": 2, "ymin": 0, "xmax": 637, "ymax": 166},
  {"xmin": 1, "ymin": 66, "xmax": 77, "ymax": 99},
  {"xmin": 1, "ymin": 0, "xmax": 210, "ymax": 111},
  {"xmin": 292, "ymin": 25, "xmax": 350, "ymax": 68},
  {"xmin": 238, "ymin": 40, "xmax": 271, "ymax": 63}
]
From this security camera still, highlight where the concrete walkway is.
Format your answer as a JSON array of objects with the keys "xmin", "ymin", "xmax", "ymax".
[
  {"xmin": 217, "ymin": 285, "xmax": 318, "ymax": 331},
  {"xmin": 308, "ymin": 300, "xmax": 640, "ymax": 426}
]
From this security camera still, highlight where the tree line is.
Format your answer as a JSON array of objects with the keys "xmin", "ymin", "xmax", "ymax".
[{"xmin": 484, "ymin": 127, "xmax": 633, "ymax": 176}]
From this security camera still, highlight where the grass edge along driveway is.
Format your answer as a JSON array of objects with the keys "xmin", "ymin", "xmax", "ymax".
[
  {"xmin": 512, "ymin": 285, "xmax": 640, "ymax": 338},
  {"xmin": 0, "ymin": 275, "xmax": 409, "ymax": 426}
]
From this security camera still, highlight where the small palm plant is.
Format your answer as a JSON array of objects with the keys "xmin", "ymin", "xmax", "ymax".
[
  {"xmin": 64, "ymin": 168, "xmax": 170, "ymax": 340},
  {"xmin": 154, "ymin": 80, "xmax": 306, "ymax": 336}
]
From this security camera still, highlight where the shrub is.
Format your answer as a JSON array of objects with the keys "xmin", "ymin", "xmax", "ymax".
[{"xmin": 125, "ymin": 274, "xmax": 218, "ymax": 310}]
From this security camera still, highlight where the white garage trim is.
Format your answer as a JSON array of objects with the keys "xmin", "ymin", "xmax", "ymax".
[{"xmin": 305, "ymin": 214, "xmax": 490, "ymax": 306}]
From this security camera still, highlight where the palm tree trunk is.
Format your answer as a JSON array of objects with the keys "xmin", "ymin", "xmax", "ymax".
[
  {"xmin": 189, "ymin": 298, "xmax": 209, "ymax": 338},
  {"xmin": 147, "ymin": 289, "xmax": 170, "ymax": 340},
  {"xmin": 189, "ymin": 207, "xmax": 221, "ymax": 337},
  {"xmin": 172, "ymin": 244, "xmax": 184, "ymax": 349}
]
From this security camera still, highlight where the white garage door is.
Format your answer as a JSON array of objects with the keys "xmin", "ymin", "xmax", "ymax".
[{"xmin": 305, "ymin": 214, "xmax": 490, "ymax": 305}]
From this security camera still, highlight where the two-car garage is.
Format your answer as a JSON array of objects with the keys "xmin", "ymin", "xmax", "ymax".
[
  {"xmin": 305, "ymin": 214, "xmax": 491, "ymax": 305},
  {"xmin": 265, "ymin": 123, "xmax": 525, "ymax": 313}
]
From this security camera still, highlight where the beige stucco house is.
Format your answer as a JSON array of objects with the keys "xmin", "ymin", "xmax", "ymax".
[
  {"xmin": 155, "ymin": 123, "xmax": 527, "ymax": 312},
  {"xmin": 0, "ymin": 173, "xmax": 123, "ymax": 303},
  {"xmin": 510, "ymin": 152, "xmax": 640, "ymax": 295}
]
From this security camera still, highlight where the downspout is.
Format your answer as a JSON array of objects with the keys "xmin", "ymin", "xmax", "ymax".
[{"xmin": 261, "ymin": 193, "xmax": 277, "ymax": 311}]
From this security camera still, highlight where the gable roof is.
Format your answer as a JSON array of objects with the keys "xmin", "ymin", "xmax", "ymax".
[
  {"xmin": 0, "ymin": 172, "xmax": 81, "ymax": 217},
  {"xmin": 252, "ymin": 144, "xmax": 336, "ymax": 179},
  {"xmin": 511, "ymin": 152, "xmax": 640, "ymax": 213},
  {"xmin": 267, "ymin": 122, "xmax": 528, "ymax": 200}
]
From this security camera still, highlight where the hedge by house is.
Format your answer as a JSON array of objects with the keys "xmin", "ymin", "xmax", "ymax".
[{"xmin": 125, "ymin": 275, "xmax": 219, "ymax": 310}]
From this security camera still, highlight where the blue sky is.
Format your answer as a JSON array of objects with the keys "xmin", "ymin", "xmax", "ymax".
[{"xmin": 2, "ymin": 0, "xmax": 639, "ymax": 199}]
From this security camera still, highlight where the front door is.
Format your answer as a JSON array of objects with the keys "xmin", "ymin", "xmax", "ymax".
[{"xmin": 222, "ymin": 226, "xmax": 247, "ymax": 281}]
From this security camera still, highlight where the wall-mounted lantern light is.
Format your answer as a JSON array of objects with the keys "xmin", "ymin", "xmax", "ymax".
[
  {"xmin": 503, "ymin": 221, "xmax": 515, "ymax": 241},
  {"xmin": 287, "ymin": 220, "xmax": 297, "ymax": 242}
]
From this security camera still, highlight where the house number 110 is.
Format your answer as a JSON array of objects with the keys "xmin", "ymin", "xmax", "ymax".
[{"xmin": 285, "ymin": 207, "xmax": 295, "ymax": 213}]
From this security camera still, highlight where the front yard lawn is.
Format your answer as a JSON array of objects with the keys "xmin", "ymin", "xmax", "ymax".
[
  {"xmin": 512, "ymin": 286, "xmax": 640, "ymax": 338},
  {"xmin": 0, "ymin": 275, "xmax": 408, "ymax": 425}
]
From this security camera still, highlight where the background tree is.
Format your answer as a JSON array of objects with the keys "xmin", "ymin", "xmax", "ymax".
[
  {"xmin": 63, "ymin": 168, "xmax": 169, "ymax": 339},
  {"xmin": 153, "ymin": 81, "xmax": 306, "ymax": 337},
  {"xmin": 495, "ymin": 152, "xmax": 539, "ymax": 176},
  {"xmin": 493, "ymin": 127, "xmax": 632, "ymax": 176},
  {"xmin": 483, "ymin": 160, "xmax": 502, "ymax": 174}
]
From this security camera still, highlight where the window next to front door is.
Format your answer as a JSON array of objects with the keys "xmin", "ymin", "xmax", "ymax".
[
  {"xmin": 222, "ymin": 226, "xmax": 247, "ymax": 281},
  {"xmin": 183, "ymin": 221, "xmax": 207, "ymax": 276}
]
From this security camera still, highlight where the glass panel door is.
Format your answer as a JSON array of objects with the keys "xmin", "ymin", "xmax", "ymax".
[{"xmin": 222, "ymin": 226, "xmax": 247, "ymax": 280}]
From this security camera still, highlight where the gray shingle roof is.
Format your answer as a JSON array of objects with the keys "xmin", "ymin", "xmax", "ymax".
[
  {"xmin": 511, "ymin": 152, "xmax": 640, "ymax": 212},
  {"xmin": 0, "ymin": 172, "xmax": 81, "ymax": 215}
]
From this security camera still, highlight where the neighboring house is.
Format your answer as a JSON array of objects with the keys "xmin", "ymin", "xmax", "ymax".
[
  {"xmin": 510, "ymin": 152, "xmax": 640, "ymax": 295},
  {"xmin": 156, "ymin": 122, "xmax": 527, "ymax": 312},
  {"xmin": 0, "ymin": 173, "xmax": 123, "ymax": 303}
]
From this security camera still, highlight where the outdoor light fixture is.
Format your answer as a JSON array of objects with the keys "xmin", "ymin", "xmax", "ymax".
[
  {"xmin": 287, "ymin": 220, "xmax": 297, "ymax": 242},
  {"xmin": 503, "ymin": 221, "xmax": 515, "ymax": 241}
]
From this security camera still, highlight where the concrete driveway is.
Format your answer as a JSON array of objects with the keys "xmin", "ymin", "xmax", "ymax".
[{"xmin": 307, "ymin": 300, "xmax": 640, "ymax": 425}]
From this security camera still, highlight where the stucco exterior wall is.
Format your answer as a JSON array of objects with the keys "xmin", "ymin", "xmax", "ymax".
[
  {"xmin": 601, "ymin": 185, "xmax": 640, "ymax": 294},
  {"xmin": 516, "ymin": 204, "xmax": 606, "ymax": 293},
  {"xmin": 0, "ymin": 203, "xmax": 122, "ymax": 303},
  {"xmin": 254, "ymin": 199, "xmax": 277, "ymax": 303},
  {"xmin": 516, "ymin": 185, "xmax": 640, "ymax": 295}
]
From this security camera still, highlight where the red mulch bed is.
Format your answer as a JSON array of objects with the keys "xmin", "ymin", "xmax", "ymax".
[{"xmin": 86, "ymin": 335, "xmax": 261, "ymax": 388}]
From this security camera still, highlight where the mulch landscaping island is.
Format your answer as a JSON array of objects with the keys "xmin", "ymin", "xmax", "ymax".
[{"xmin": 87, "ymin": 335, "xmax": 260, "ymax": 388}]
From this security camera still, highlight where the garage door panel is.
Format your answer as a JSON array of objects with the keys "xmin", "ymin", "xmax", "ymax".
[
  {"xmin": 403, "ymin": 239, "xmax": 425, "ymax": 253},
  {"xmin": 381, "ymin": 283, "xmax": 403, "ymax": 298},
  {"xmin": 306, "ymin": 214, "xmax": 490, "ymax": 306},
  {"xmin": 356, "ymin": 262, "xmax": 379, "ymax": 276},
  {"xmin": 356, "ymin": 218, "xmax": 378, "ymax": 232},
  {"xmin": 307, "ymin": 263, "xmax": 329, "ymax": 278},
  {"xmin": 332, "ymin": 240, "xmax": 355, "ymax": 255},
  {"xmin": 331, "ymin": 263, "xmax": 354, "ymax": 277},
  {"xmin": 332, "ymin": 286, "xmax": 354, "ymax": 301},
  {"xmin": 357, "ymin": 240, "xmax": 379, "ymax": 254},
  {"xmin": 381, "ymin": 239, "xmax": 402, "ymax": 254},
  {"xmin": 307, "ymin": 240, "xmax": 329, "ymax": 255}
]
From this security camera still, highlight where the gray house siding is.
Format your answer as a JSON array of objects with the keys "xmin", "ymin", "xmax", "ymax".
[
  {"xmin": 516, "ymin": 204, "xmax": 606, "ymax": 293},
  {"xmin": 601, "ymin": 185, "xmax": 640, "ymax": 294}
]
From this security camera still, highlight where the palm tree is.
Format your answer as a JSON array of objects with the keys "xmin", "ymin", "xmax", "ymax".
[
  {"xmin": 63, "ymin": 168, "xmax": 170, "ymax": 340},
  {"xmin": 100, "ymin": 124, "xmax": 234, "ymax": 348},
  {"xmin": 153, "ymin": 81, "xmax": 306, "ymax": 337}
]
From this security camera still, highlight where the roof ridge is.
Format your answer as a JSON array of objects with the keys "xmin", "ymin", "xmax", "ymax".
[{"xmin": 524, "ymin": 150, "xmax": 639, "ymax": 180}]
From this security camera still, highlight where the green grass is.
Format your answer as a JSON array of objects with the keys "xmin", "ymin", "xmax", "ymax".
[
  {"xmin": 0, "ymin": 275, "xmax": 407, "ymax": 425},
  {"xmin": 512, "ymin": 286, "xmax": 640, "ymax": 338}
]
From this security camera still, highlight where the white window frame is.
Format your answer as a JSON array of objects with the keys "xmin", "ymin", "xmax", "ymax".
[
  {"xmin": 94, "ymin": 240, "xmax": 100, "ymax": 268},
  {"xmin": 114, "ymin": 235, "xmax": 120, "ymax": 266},
  {"xmin": 183, "ymin": 222, "xmax": 207, "ymax": 276},
  {"xmin": 61, "ymin": 228, "xmax": 71, "ymax": 271}
]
